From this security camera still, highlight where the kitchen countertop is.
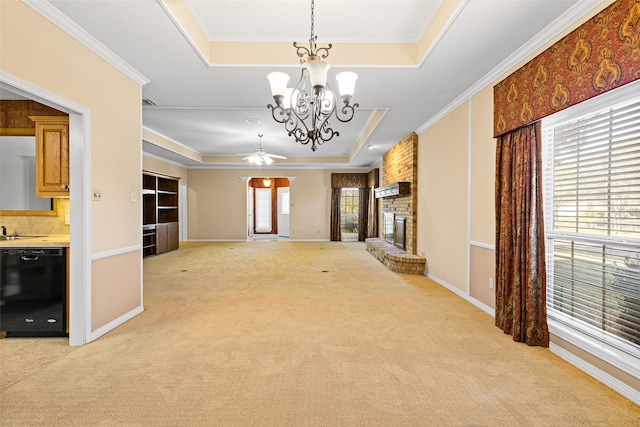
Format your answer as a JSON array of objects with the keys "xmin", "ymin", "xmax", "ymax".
[{"xmin": 0, "ymin": 234, "xmax": 70, "ymax": 248}]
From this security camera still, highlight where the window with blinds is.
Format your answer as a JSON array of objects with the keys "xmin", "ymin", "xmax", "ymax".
[
  {"xmin": 255, "ymin": 188, "xmax": 272, "ymax": 233},
  {"xmin": 542, "ymin": 92, "xmax": 640, "ymax": 352}
]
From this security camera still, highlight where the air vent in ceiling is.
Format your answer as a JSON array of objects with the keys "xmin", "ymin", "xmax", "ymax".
[{"xmin": 142, "ymin": 99, "xmax": 157, "ymax": 106}]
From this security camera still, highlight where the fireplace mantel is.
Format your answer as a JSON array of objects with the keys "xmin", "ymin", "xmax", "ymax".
[{"xmin": 374, "ymin": 182, "xmax": 410, "ymax": 198}]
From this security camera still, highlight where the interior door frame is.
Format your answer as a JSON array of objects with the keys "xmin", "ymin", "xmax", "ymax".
[
  {"xmin": 179, "ymin": 182, "xmax": 188, "ymax": 241},
  {"xmin": 1, "ymin": 71, "xmax": 91, "ymax": 346},
  {"xmin": 277, "ymin": 186, "xmax": 290, "ymax": 238}
]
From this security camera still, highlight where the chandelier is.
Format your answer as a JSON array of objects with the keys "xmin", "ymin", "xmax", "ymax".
[{"xmin": 267, "ymin": 0, "xmax": 358, "ymax": 152}]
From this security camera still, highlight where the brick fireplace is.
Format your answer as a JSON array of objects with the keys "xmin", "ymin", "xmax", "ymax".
[
  {"xmin": 366, "ymin": 132, "xmax": 424, "ymax": 275},
  {"xmin": 379, "ymin": 132, "xmax": 418, "ymax": 254}
]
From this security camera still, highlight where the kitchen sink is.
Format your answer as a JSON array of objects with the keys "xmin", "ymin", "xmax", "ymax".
[{"xmin": 0, "ymin": 235, "xmax": 46, "ymax": 241}]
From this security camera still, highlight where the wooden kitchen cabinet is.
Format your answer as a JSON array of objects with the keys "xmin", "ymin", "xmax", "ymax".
[{"xmin": 30, "ymin": 116, "xmax": 70, "ymax": 197}]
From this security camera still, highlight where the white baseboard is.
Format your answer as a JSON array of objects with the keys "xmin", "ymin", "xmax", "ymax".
[
  {"xmin": 88, "ymin": 305, "xmax": 144, "ymax": 342},
  {"xmin": 426, "ymin": 273, "xmax": 496, "ymax": 317},
  {"xmin": 550, "ymin": 342, "xmax": 640, "ymax": 406}
]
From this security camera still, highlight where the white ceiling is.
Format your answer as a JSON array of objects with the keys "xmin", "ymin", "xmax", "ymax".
[{"xmin": 4, "ymin": 0, "xmax": 601, "ymax": 169}]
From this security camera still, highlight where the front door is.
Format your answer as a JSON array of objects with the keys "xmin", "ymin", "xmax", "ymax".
[{"xmin": 277, "ymin": 187, "xmax": 290, "ymax": 238}]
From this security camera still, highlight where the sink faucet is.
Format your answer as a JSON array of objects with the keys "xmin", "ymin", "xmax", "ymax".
[{"xmin": 1, "ymin": 225, "xmax": 6, "ymax": 236}]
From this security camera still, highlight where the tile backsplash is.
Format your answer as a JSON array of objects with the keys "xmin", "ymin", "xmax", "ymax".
[{"xmin": 0, "ymin": 198, "xmax": 70, "ymax": 235}]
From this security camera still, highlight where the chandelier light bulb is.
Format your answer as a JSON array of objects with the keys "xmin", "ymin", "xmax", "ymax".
[
  {"xmin": 336, "ymin": 71, "xmax": 358, "ymax": 99},
  {"xmin": 267, "ymin": 72, "xmax": 290, "ymax": 100},
  {"xmin": 307, "ymin": 57, "xmax": 330, "ymax": 89}
]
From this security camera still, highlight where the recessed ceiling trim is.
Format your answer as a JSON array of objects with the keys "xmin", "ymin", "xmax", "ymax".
[
  {"xmin": 143, "ymin": 126, "xmax": 203, "ymax": 163},
  {"xmin": 24, "ymin": 0, "xmax": 149, "ymax": 85},
  {"xmin": 160, "ymin": 0, "xmax": 464, "ymax": 68},
  {"xmin": 348, "ymin": 109, "xmax": 388, "ymax": 162}
]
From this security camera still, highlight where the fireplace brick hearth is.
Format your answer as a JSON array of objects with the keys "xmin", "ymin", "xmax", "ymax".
[{"xmin": 366, "ymin": 238, "xmax": 426, "ymax": 275}]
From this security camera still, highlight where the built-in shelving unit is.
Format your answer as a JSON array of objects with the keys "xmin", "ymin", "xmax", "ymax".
[{"xmin": 142, "ymin": 172, "xmax": 179, "ymax": 257}]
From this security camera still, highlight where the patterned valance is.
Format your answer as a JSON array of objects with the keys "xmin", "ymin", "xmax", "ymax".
[
  {"xmin": 331, "ymin": 173, "xmax": 368, "ymax": 188},
  {"xmin": 494, "ymin": 0, "xmax": 640, "ymax": 137}
]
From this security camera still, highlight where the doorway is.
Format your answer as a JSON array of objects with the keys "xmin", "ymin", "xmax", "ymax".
[
  {"xmin": 1, "ymin": 74, "xmax": 89, "ymax": 346},
  {"xmin": 340, "ymin": 188, "xmax": 359, "ymax": 241},
  {"xmin": 247, "ymin": 177, "xmax": 290, "ymax": 240}
]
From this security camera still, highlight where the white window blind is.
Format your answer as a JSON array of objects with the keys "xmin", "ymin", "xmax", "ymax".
[
  {"xmin": 542, "ymin": 94, "xmax": 640, "ymax": 352},
  {"xmin": 255, "ymin": 188, "xmax": 272, "ymax": 233}
]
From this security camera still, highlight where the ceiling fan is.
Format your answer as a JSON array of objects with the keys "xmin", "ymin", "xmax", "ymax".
[{"xmin": 240, "ymin": 134, "xmax": 287, "ymax": 165}]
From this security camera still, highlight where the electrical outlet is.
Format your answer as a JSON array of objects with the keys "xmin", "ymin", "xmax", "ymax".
[{"xmin": 489, "ymin": 278, "xmax": 494, "ymax": 289}]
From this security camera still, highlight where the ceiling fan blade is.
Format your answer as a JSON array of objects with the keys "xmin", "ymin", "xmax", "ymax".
[{"xmin": 266, "ymin": 154, "xmax": 287, "ymax": 159}]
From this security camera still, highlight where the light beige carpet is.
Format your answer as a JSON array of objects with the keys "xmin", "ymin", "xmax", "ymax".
[{"xmin": 1, "ymin": 241, "xmax": 638, "ymax": 426}]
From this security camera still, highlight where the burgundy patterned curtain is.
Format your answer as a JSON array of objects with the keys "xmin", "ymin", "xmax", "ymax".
[
  {"xmin": 358, "ymin": 188, "xmax": 369, "ymax": 242},
  {"xmin": 495, "ymin": 122, "xmax": 549, "ymax": 346},
  {"xmin": 367, "ymin": 169, "xmax": 379, "ymax": 238},
  {"xmin": 330, "ymin": 188, "xmax": 341, "ymax": 241}
]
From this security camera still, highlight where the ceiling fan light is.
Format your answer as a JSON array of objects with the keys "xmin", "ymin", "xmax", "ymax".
[
  {"xmin": 264, "ymin": 156, "xmax": 274, "ymax": 165},
  {"xmin": 307, "ymin": 57, "xmax": 330, "ymax": 89},
  {"xmin": 267, "ymin": 72, "xmax": 290, "ymax": 98},
  {"xmin": 336, "ymin": 71, "xmax": 358, "ymax": 98}
]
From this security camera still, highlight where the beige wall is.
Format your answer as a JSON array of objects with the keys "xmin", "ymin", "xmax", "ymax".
[
  {"xmin": 186, "ymin": 168, "xmax": 363, "ymax": 241},
  {"xmin": 143, "ymin": 155, "xmax": 188, "ymax": 183},
  {"xmin": 416, "ymin": 0, "xmax": 617, "ymax": 302},
  {"xmin": 1, "ymin": 2, "xmax": 143, "ymax": 337},
  {"xmin": 415, "ymin": 0, "xmax": 630, "ymax": 394},
  {"xmin": 470, "ymin": 86, "xmax": 496, "ymax": 245},
  {"xmin": 417, "ymin": 102, "xmax": 469, "ymax": 292},
  {"xmin": 469, "ymin": 246, "xmax": 495, "ymax": 309},
  {"xmin": 91, "ymin": 251, "xmax": 141, "ymax": 331}
]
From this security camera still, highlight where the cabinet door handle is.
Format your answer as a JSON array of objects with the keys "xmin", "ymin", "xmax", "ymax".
[{"xmin": 61, "ymin": 184, "xmax": 69, "ymax": 190}]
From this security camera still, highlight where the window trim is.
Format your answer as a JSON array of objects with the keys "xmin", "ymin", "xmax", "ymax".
[{"xmin": 542, "ymin": 78, "xmax": 640, "ymax": 381}]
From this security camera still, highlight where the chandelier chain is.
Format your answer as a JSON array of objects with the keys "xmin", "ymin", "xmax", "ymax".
[{"xmin": 310, "ymin": 0, "xmax": 315, "ymax": 43}]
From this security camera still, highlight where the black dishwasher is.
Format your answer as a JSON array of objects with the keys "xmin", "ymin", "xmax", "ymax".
[{"xmin": 0, "ymin": 247, "xmax": 67, "ymax": 337}]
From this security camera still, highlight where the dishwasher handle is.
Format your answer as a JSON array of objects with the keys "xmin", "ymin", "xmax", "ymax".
[{"xmin": 20, "ymin": 254, "xmax": 40, "ymax": 261}]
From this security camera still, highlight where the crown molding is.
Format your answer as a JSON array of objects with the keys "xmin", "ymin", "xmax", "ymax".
[
  {"xmin": 23, "ymin": 0, "xmax": 149, "ymax": 86},
  {"xmin": 415, "ymin": 0, "xmax": 606, "ymax": 135}
]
